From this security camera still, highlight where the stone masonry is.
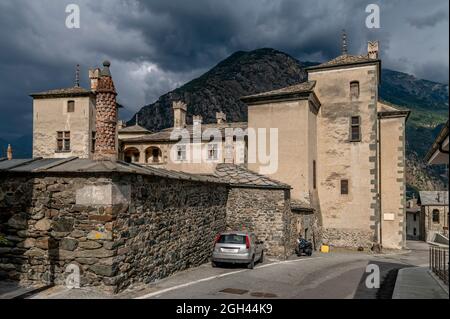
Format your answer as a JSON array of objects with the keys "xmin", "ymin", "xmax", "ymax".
[
  {"xmin": 94, "ymin": 61, "xmax": 118, "ymax": 161},
  {"xmin": 0, "ymin": 171, "xmax": 228, "ymax": 293}
]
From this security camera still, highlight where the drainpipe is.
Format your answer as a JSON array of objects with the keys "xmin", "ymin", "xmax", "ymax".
[{"xmin": 377, "ymin": 119, "xmax": 383, "ymax": 247}]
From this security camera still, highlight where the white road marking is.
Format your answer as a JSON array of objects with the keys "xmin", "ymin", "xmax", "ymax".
[{"xmin": 135, "ymin": 257, "xmax": 322, "ymax": 299}]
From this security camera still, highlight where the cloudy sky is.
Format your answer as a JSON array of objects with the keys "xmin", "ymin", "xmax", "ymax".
[{"xmin": 0, "ymin": 0, "xmax": 448, "ymax": 140}]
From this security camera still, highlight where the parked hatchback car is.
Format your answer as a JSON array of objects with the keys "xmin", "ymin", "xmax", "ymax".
[{"xmin": 211, "ymin": 231, "xmax": 264, "ymax": 269}]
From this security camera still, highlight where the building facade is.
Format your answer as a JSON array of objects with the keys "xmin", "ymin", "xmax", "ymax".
[{"xmin": 30, "ymin": 39, "xmax": 409, "ymax": 250}]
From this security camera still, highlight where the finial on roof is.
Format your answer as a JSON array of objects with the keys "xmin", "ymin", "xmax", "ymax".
[
  {"xmin": 75, "ymin": 64, "xmax": 80, "ymax": 87},
  {"xmin": 100, "ymin": 60, "xmax": 111, "ymax": 77},
  {"xmin": 342, "ymin": 29, "xmax": 348, "ymax": 55}
]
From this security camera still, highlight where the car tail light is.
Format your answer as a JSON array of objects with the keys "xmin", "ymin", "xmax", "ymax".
[
  {"xmin": 214, "ymin": 234, "xmax": 221, "ymax": 244},
  {"xmin": 245, "ymin": 235, "xmax": 250, "ymax": 249}
]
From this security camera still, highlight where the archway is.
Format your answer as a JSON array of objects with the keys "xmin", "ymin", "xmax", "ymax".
[
  {"xmin": 123, "ymin": 147, "xmax": 140, "ymax": 163},
  {"xmin": 145, "ymin": 147, "xmax": 163, "ymax": 164}
]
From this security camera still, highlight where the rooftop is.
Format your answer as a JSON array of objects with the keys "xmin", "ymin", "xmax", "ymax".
[
  {"xmin": 30, "ymin": 86, "xmax": 94, "ymax": 98},
  {"xmin": 213, "ymin": 163, "xmax": 290, "ymax": 189},
  {"xmin": 119, "ymin": 124, "xmax": 151, "ymax": 134},
  {"xmin": 121, "ymin": 122, "xmax": 248, "ymax": 143},
  {"xmin": 306, "ymin": 54, "xmax": 379, "ymax": 72},
  {"xmin": 377, "ymin": 100, "xmax": 411, "ymax": 120},
  {"xmin": 241, "ymin": 81, "xmax": 318, "ymax": 105},
  {"xmin": 0, "ymin": 157, "xmax": 224, "ymax": 184},
  {"xmin": 418, "ymin": 191, "xmax": 449, "ymax": 206}
]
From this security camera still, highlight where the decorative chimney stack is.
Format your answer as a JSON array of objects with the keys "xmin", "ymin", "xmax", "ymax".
[
  {"xmin": 89, "ymin": 68, "xmax": 101, "ymax": 92},
  {"xmin": 94, "ymin": 61, "xmax": 118, "ymax": 161},
  {"xmin": 193, "ymin": 115, "xmax": 203, "ymax": 126},
  {"xmin": 7, "ymin": 144, "xmax": 12, "ymax": 160},
  {"xmin": 172, "ymin": 101, "xmax": 187, "ymax": 128},
  {"xmin": 216, "ymin": 112, "xmax": 227, "ymax": 124},
  {"xmin": 368, "ymin": 41, "xmax": 379, "ymax": 59}
]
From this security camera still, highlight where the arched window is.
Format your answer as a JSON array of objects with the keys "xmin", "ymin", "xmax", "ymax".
[
  {"xmin": 123, "ymin": 147, "xmax": 140, "ymax": 163},
  {"xmin": 350, "ymin": 81, "xmax": 360, "ymax": 100},
  {"xmin": 145, "ymin": 147, "xmax": 162, "ymax": 164},
  {"xmin": 432, "ymin": 209, "xmax": 440, "ymax": 223}
]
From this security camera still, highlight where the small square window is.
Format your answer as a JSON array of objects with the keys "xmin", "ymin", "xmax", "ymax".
[
  {"xmin": 207, "ymin": 144, "xmax": 218, "ymax": 160},
  {"xmin": 341, "ymin": 179, "xmax": 349, "ymax": 195},
  {"xmin": 56, "ymin": 131, "xmax": 71, "ymax": 152},
  {"xmin": 350, "ymin": 116, "xmax": 361, "ymax": 142},
  {"xmin": 67, "ymin": 101, "xmax": 75, "ymax": 113},
  {"xmin": 176, "ymin": 145, "xmax": 186, "ymax": 161}
]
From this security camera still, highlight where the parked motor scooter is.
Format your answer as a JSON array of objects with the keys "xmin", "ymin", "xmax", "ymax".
[{"xmin": 295, "ymin": 237, "xmax": 313, "ymax": 256}]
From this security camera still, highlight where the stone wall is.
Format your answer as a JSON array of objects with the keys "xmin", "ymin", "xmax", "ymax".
[
  {"xmin": 321, "ymin": 228, "xmax": 374, "ymax": 249},
  {"xmin": 0, "ymin": 172, "xmax": 228, "ymax": 293},
  {"xmin": 112, "ymin": 174, "xmax": 227, "ymax": 291},
  {"xmin": 0, "ymin": 174, "xmax": 119, "ymax": 291},
  {"xmin": 225, "ymin": 187, "xmax": 292, "ymax": 258}
]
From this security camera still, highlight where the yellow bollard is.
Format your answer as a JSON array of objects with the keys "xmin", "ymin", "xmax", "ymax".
[{"xmin": 320, "ymin": 245, "xmax": 330, "ymax": 253}]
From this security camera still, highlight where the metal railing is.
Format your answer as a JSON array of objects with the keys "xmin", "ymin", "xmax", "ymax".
[{"xmin": 430, "ymin": 246, "xmax": 449, "ymax": 286}]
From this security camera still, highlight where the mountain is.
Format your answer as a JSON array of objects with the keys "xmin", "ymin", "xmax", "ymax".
[{"xmin": 132, "ymin": 48, "xmax": 448, "ymax": 196}]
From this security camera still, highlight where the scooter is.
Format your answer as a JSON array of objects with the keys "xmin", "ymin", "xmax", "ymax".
[{"xmin": 295, "ymin": 238, "xmax": 313, "ymax": 256}]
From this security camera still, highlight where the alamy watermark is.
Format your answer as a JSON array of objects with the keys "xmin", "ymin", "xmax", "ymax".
[
  {"xmin": 366, "ymin": 4, "xmax": 380, "ymax": 29},
  {"xmin": 365, "ymin": 264, "xmax": 380, "ymax": 289},
  {"xmin": 65, "ymin": 263, "xmax": 81, "ymax": 289},
  {"xmin": 169, "ymin": 125, "xmax": 279, "ymax": 175},
  {"xmin": 66, "ymin": 4, "xmax": 80, "ymax": 29}
]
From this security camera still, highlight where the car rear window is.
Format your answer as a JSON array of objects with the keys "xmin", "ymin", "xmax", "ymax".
[{"xmin": 218, "ymin": 234, "xmax": 246, "ymax": 244}]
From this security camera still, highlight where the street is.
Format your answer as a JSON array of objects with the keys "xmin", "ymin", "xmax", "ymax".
[{"xmin": 27, "ymin": 241, "xmax": 430, "ymax": 299}]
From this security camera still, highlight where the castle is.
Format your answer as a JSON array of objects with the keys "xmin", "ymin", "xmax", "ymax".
[{"xmin": 30, "ymin": 39, "xmax": 409, "ymax": 250}]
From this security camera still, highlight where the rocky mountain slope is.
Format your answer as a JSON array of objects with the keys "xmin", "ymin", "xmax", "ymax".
[{"xmin": 131, "ymin": 48, "xmax": 448, "ymax": 196}]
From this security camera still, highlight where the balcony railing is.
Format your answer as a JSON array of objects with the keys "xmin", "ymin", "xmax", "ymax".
[{"xmin": 430, "ymin": 245, "xmax": 449, "ymax": 286}]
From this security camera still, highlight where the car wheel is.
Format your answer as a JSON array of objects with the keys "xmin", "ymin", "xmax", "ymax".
[
  {"xmin": 260, "ymin": 250, "xmax": 264, "ymax": 263},
  {"xmin": 211, "ymin": 261, "xmax": 218, "ymax": 268},
  {"xmin": 247, "ymin": 256, "xmax": 255, "ymax": 269}
]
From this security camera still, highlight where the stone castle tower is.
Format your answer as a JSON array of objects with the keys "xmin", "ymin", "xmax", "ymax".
[{"xmin": 94, "ymin": 61, "xmax": 118, "ymax": 161}]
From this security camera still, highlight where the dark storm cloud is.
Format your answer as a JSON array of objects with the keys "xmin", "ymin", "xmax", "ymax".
[
  {"xmin": 0, "ymin": 0, "xmax": 448, "ymax": 141},
  {"xmin": 408, "ymin": 11, "xmax": 449, "ymax": 29}
]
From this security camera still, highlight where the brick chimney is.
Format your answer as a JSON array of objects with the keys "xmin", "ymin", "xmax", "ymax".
[
  {"xmin": 216, "ymin": 112, "xmax": 226, "ymax": 124},
  {"xmin": 89, "ymin": 68, "xmax": 101, "ymax": 92},
  {"xmin": 7, "ymin": 144, "xmax": 12, "ymax": 160},
  {"xmin": 94, "ymin": 61, "xmax": 118, "ymax": 161},
  {"xmin": 173, "ymin": 101, "xmax": 187, "ymax": 128},
  {"xmin": 368, "ymin": 41, "xmax": 379, "ymax": 59}
]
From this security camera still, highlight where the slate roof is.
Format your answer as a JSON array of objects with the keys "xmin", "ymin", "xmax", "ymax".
[
  {"xmin": 307, "ymin": 54, "xmax": 379, "ymax": 71},
  {"xmin": 241, "ymin": 81, "xmax": 316, "ymax": 100},
  {"xmin": 424, "ymin": 120, "xmax": 449, "ymax": 163},
  {"xmin": 214, "ymin": 164, "xmax": 290, "ymax": 189},
  {"xmin": 0, "ymin": 157, "xmax": 223, "ymax": 184},
  {"xmin": 377, "ymin": 100, "xmax": 410, "ymax": 119},
  {"xmin": 119, "ymin": 124, "xmax": 151, "ymax": 134},
  {"xmin": 30, "ymin": 86, "xmax": 94, "ymax": 98},
  {"xmin": 419, "ymin": 191, "xmax": 449, "ymax": 206},
  {"xmin": 121, "ymin": 122, "xmax": 248, "ymax": 143}
]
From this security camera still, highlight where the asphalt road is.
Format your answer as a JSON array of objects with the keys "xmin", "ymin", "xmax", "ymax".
[
  {"xmin": 135, "ymin": 241, "xmax": 429, "ymax": 300},
  {"xmin": 27, "ymin": 241, "xmax": 429, "ymax": 299}
]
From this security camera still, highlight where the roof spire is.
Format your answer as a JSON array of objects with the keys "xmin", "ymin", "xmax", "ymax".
[
  {"xmin": 341, "ymin": 29, "xmax": 348, "ymax": 55},
  {"xmin": 75, "ymin": 64, "xmax": 80, "ymax": 87}
]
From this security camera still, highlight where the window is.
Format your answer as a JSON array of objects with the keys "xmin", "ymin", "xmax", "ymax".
[
  {"xmin": 350, "ymin": 81, "xmax": 360, "ymax": 99},
  {"xmin": 56, "ymin": 131, "xmax": 70, "ymax": 152},
  {"xmin": 313, "ymin": 160, "xmax": 317, "ymax": 189},
  {"xmin": 67, "ymin": 101, "xmax": 75, "ymax": 113},
  {"xmin": 350, "ymin": 116, "xmax": 361, "ymax": 142},
  {"xmin": 91, "ymin": 132, "xmax": 96, "ymax": 153},
  {"xmin": 341, "ymin": 179, "xmax": 349, "ymax": 195},
  {"xmin": 432, "ymin": 209, "xmax": 440, "ymax": 224},
  {"xmin": 176, "ymin": 145, "xmax": 186, "ymax": 161},
  {"xmin": 207, "ymin": 144, "xmax": 218, "ymax": 160}
]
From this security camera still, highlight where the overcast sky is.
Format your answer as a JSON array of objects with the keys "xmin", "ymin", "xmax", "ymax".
[{"xmin": 0, "ymin": 0, "xmax": 448, "ymax": 140}]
